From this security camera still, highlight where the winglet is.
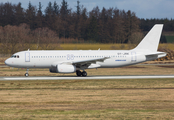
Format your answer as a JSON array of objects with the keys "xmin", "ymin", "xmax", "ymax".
[{"xmin": 133, "ymin": 24, "xmax": 163, "ymax": 52}]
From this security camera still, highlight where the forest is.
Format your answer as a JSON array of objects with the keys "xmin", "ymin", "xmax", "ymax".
[{"xmin": 0, "ymin": 0, "xmax": 174, "ymax": 54}]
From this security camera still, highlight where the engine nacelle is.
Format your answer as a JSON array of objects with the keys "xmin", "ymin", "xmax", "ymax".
[{"xmin": 50, "ymin": 64, "xmax": 76, "ymax": 73}]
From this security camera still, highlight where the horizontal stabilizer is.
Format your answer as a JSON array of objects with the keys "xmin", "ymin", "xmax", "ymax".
[{"xmin": 145, "ymin": 52, "xmax": 166, "ymax": 61}]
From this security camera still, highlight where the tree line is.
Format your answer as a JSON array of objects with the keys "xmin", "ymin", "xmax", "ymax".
[
  {"xmin": 0, "ymin": 0, "xmax": 143, "ymax": 44},
  {"xmin": 0, "ymin": 0, "xmax": 173, "ymax": 45},
  {"xmin": 0, "ymin": 24, "xmax": 63, "ymax": 54},
  {"xmin": 140, "ymin": 18, "xmax": 174, "ymax": 31}
]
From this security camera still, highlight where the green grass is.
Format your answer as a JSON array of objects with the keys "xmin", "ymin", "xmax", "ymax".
[
  {"xmin": 0, "ymin": 79, "xmax": 173, "ymax": 90},
  {"xmin": 60, "ymin": 43, "xmax": 132, "ymax": 50},
  {"xmin": 0, "ymin": 79, "xmax": 174, "ymax": 119}
]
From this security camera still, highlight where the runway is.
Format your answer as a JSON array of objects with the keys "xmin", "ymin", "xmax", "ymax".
[{"xmin": 1, "ymin": 75, "xmax": 174, "ymax": 81}]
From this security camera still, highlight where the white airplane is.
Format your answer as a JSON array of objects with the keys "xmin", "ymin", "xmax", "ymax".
[{"xmin": 5, "ymin": 24, "xmax": 166, "ymax": 77}]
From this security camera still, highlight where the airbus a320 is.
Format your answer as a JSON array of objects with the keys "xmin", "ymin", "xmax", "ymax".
[{"xmin": 5, "ymin": 24, "xmax": 166, "ymax": 77}]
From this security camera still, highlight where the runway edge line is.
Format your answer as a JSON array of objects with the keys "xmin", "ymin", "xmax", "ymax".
[{"xmin": 1, "ymin": 75, "xmax": 174, "ymax": 81}]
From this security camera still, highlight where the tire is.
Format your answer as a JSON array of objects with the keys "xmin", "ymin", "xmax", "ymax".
[
  {"xmin": 76, "ymin": 70, "xmax": 82, "ymax": 76},
  {"xmin": 25, "ymin": 73, "xmax": 29, "ymax": 77},
  {"xmin": 82, "ymin": 71, "xmax": 87, "ymax": 77}
]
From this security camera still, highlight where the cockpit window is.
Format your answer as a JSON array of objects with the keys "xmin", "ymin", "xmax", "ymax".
[
  {"xmin": 11, "ymin": 55, "xmax": 19, "ymax": 58},
  {"xmin": 11, "ymin": 55, "xmax": 16, "ymax": 58}
]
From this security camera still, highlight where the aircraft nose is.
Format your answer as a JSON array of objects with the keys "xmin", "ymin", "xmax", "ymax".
[{"xmin": 5, "ymin": 59, "xmax": 10, "ymax": 66}]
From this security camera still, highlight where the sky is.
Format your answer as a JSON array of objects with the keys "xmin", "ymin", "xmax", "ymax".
[{"xmin": 0, "ymin": 0, "xmax": 174, "ymax": 19}]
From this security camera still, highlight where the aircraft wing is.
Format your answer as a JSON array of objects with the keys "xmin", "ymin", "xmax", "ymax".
[
  {"xmin": 51, "ymin": 57, "xmax": 109, "ymax": 68},
  {"xmin": 72, "ymin": 57, "xmax": 109, "ymax": 68}
]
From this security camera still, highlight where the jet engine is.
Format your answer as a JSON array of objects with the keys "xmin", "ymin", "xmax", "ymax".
[{"xmin": 50, "ymin": 64, "xmax": 76, "ymax": 73}]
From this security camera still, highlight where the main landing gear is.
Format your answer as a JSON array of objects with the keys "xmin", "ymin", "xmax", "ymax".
[
  {"xmin": 24, "ymin": 69, "xmax": 86, "ymax": 77},
  {"xmin": 25, "ymin": 68, "xmax": 29, "ymax": 77},
  {"xmin": 76, "ymin": 70, "xmax": 87, "ymax": 77}
]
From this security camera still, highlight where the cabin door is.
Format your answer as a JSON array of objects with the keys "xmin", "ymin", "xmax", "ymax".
[
  {"xmin": 131, "ymin": 52, "xmax": 136, "ymax": 62},
  {"xmin": 25, "ymin": 52, "xmax": 30, "ymax": 62}
]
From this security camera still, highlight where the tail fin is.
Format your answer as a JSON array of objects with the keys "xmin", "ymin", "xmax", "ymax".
[{"xmin": 133, "ymin": 24, "xmax": 163, "ymax": 52}]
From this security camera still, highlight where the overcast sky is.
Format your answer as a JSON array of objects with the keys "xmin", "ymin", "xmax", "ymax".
[{"xmin": 1, "ymin": 0, "xmax": 174, "ymax": 19}]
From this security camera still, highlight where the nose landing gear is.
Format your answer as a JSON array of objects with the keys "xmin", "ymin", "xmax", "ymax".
[
  {"xmin": 25, "ymin": 68, "xmax": 29, "ymax": 77},
  {"xmin": 76, "ymin": 70, "xmax": 87, "ymax": 77}
]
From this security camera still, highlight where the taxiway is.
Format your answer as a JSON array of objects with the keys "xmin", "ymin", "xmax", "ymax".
[{"xmin": 0, "ymin": 75, "xmax": 174, "ymax": 81}]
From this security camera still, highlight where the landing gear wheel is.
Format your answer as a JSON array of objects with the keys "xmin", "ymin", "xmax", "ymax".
[
  {"xmin": 25, "ymin": 73, "xmax": 29, "ymax": 77},
  {"xmin": 82, "ymin": 71, "xmax": 87, "ymax": 77},
  {"xmin": 25, "ymin": 68, "xmax": 29, "ymax": 77},
  {"xmin": 76, "ymin": 70, "xmax": 82, "ymax": 76}
]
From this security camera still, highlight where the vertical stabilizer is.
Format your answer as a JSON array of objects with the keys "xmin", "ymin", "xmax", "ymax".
[{"xmin": 133, "ymin": 24, "xmax": 163, "ymax": 52}]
